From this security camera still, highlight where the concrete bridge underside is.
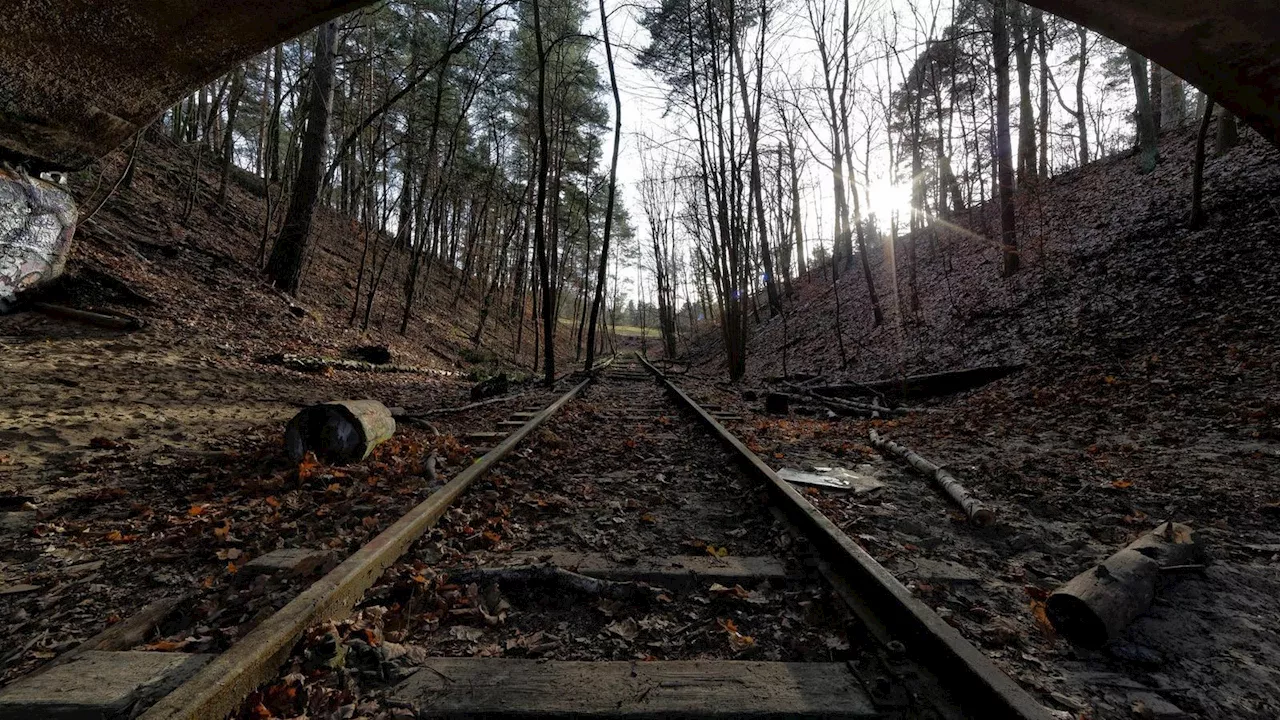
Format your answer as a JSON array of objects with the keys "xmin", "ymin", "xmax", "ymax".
[{"xmin": 0, "ymin": 0, "xmax": 1277, "ymax": 170}]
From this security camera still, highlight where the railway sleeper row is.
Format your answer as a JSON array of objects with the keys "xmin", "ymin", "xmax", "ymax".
[{"xmin": 0, "ymin": 356, "xmax": 1050, "ymax": 720}]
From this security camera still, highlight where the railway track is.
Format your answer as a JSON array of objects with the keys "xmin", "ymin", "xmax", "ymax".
[{"xmin": 0, "ymin": 354, "xmax": 1051, "ymax": 719}]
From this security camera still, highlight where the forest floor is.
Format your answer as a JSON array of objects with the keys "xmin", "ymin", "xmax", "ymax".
[
  {"xmin": 0, "ymin": 136, "xmax": 578, "ymax": 683},
  {"xmin": 684, "ymin": 127, "xmax": 1280, "ymax": 718}
]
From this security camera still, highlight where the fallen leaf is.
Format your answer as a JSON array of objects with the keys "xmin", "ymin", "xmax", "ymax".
[
  {"xmin": 606, "ymin": 618, "xmax": 640, "ymax": 641},
  {"xmin": 297, "ymin": 452, "xmax": 320, "ymax": 481},
  {"xmin": 717, "ymin": 618, "xmax": 755, "ymax": 652},
  {"xmin": 1112, "ymin": 479, "xmax": 1133, "ymax": 489},
  {"xmin": 449, "ymin": 625, "xmax": 485, "ymax": 642}
]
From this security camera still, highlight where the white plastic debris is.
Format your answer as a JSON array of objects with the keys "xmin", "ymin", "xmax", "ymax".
[{"xmin": 777, "ymin": 466, "xmax": 886, "ymax": 493}]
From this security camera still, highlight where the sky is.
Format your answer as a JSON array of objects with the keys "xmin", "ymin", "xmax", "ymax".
[{"xmin": 586, "ymin": 0, "xmax": 1144, "ymax": 304}]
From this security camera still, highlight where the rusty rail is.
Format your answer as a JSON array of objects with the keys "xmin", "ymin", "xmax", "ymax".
[
  {"xmin": 139, "ymin": 373, "xmax": 597, "ymax": 720},
  {"xmin": 636, "ymin": 352, "xmax": 1051, "ymax": 720}
]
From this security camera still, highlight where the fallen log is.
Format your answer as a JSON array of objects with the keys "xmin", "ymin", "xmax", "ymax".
[
  {"xmin": 446, "ymin": 565, "xmax": 663, "ymax": 603},
  {"xmin": 284, "ymin": 400, "xmax": 396, "ymax": 464},
  {"xmin": 869, "ymin": 429, "xmax": 995, "ymax": 526},
  {"xmin": 1047, "ymin": 522, "xmax": 1206, "ymax": 648},
  {"xmin": 812, "ymin": 364, "xmax": 1026, "ymax": 400},
  {"xmin": 397, "ymin": 390, "xmax": 529, "ymax": 419},
  {"xmin": 786, "ymin": 384, "xmax": 924, "ymax": 418},
  {"xmin": 31, "ymin": 302, "xmax": 144, "ymax": 330},
  {"xmin": 261, "ymin": 352, "xmax": 457, "ymax": 376}
]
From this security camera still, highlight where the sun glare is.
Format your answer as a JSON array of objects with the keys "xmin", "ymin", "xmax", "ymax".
[{"xmin": 867, "ymin": 181, "xmax": 914, "ymax": 220}]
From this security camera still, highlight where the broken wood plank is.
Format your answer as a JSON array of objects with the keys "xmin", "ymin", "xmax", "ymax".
[
  {"xmin": 31, "ymin": 302, "xmax": 144, "ymax": 330},
  {"xmin": 869, "ymin": 429, "xmax": 994, "ymax": 526},
  {"xmin": 1047, "ymin": 522, "xmax": 1206, "ymax": 648},
  {"xmin": 21, "ymin": 594, "xmax": 189, "ymax": 681},
  {"xmin": 389, "ymin": 659, "xmax": 877, "ymax": 718},
  {"xmin": 465, "ymin": 431, "xmax": 508, "ymax": 440},
  {"xmin": 474, "ymin": 552, "xmax": 791, "ymax": 589}
]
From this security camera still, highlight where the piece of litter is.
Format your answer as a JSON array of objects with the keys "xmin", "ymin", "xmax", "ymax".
[{"xmin": 777, "ymin": 467, "xmax": 885, "ymax": 494}]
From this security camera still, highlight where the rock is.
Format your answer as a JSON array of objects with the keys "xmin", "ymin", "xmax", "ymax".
[
  {"xmin": 470, "ymin": 373, "xmax": 509, "ymax": 401},
  {"xmin": 351, "ymin": 344, "xmax": 392, "ymax": 365},
  {"xmin": 763, "ymin": 392, "xmax": 789, "ymax": 415}
]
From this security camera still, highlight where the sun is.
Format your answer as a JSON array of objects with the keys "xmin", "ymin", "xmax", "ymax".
[{"xmin": 866, "ymin": 180, "xmax": 914, "ymax": 220}]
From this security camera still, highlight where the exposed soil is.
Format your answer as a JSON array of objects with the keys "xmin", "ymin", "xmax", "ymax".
[{"xmin": 684, "ymin": 127, "xmax": 1280, "ymax": 719}]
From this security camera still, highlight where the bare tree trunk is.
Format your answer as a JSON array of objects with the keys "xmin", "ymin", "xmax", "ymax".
[
  {"xmin": 585, "ymin": 0, "xmax": 622, "ymax": 372},
  {"xmin": 219, "ymin": 65, "xmax": 246, "ymax": 205},
  {"xmin": 266, "ymin": 22, "xmax": 337, "ymax": 294},
  {"xmin": 1035, "ymin": 9, "xmax": 1048, "ymax": 178},
  {"xmin": 1160, "ymin": 66, "xmax": 1186, "ymax": 129},
  {"xmin": 531, "ymin": 0, "xmax": 555, "ymax": 384},
  {"xmin": 1149, "ymin": 61, "xmax": 1162, "ymax": 131},
  {"xmin": 1074, "ymin": 26, "xmax": 1089, "ymax": 165},
  {"xmin": 993, "ymin": 0, "xmax": 1018, "ymax": 276},
  {"xmin": 1011, "ymin": 2, "xmax": 1035, "ymax": 185},
  {"xmin": 730, "ymin": 5, "xmax": 781, "ymax": 318},
  {"xmin": 1188, "ymin": 101, "xmax": 1214, "ymax": 228},
  {"xmin": 270, "ymin": 45, "xmax": 284, "ymax": 182},
  {"xmin": 1215, "ymin": 108, "xmax": 1239, "ymax": 156},
  {"xmin": 1127, "ymin": 50, "xmax": 1160, "ymax": 173}
]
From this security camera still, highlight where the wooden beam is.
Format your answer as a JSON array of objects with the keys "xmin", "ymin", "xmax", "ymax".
[{"xmin": 389, "ymin": 660, "xmax": 877, "ymax": 718}]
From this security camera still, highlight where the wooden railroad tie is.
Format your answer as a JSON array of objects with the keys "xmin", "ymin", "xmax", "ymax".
[{"xmin": 388, "ymin": 659, "xmax": 878, "ymax": 718}]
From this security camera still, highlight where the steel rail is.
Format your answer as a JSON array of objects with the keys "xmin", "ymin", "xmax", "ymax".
[
  {"xmin": 636, "ymin": 353, "xmax": 1052, "ymax": 720},
  {"xmin": 140, "ymin": 374, "xmax": 596, "ymax": 720}
]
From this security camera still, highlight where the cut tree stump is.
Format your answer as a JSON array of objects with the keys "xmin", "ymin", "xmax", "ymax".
[
  {"xmin": 1047, "ymin": 522, "xmax": 1207, "ymax": 648},
  {"xmin": 869, "ymin": 429, "xmax": 994, "ymax": 526},
  {"xmin": 284, "ymin": 400, "xmax": 395, "ymax": 464}
]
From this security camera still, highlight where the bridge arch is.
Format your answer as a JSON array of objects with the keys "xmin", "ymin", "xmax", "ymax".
[{"xmin": 0, "ymin": 0, "xmax": 1276, "ymax": 169}]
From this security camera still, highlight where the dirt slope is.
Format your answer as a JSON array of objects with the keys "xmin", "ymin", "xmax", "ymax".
[
  {"xmin": 682, "ymin": 129, "xmax": 1280, "ymax": 717},
  {"xmin": 0, "ymin": 135, "xmax": 568, "ymax": 490}
]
